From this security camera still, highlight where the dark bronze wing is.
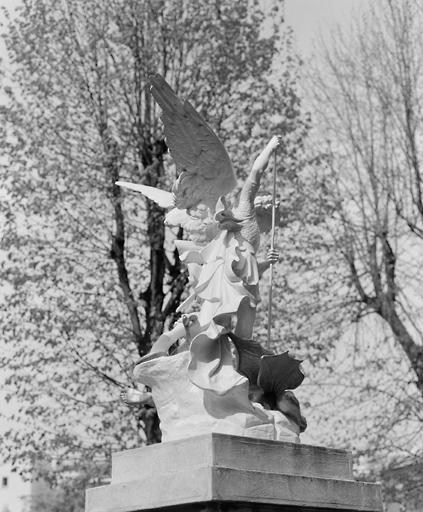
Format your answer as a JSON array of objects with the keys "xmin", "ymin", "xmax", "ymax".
[
  {"xmin": 228, "ymin": 332, "xmax": 273, "ymax": 385},
  {"xmin": 257, "ymin": 352, "xmax": 304, "ymax": 396}
]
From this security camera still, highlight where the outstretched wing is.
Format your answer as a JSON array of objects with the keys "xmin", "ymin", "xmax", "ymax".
[
  {"xmin": 116, "ymin": 181, "xmax": 175, "ymax": 209},
  {"xmin": 149, "ymin": 73, "xmax": 236, "ymax": 211}
]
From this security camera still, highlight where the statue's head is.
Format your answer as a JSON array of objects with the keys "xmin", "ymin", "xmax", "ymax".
[{"xmin": 214, "ymin": 196, "xmax": 242, "ymax": 231}]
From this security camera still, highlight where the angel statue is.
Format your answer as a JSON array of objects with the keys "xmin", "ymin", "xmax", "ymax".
[{"xmin": 119, "ymin": 74, "xmax": 306, "ymax": 443}]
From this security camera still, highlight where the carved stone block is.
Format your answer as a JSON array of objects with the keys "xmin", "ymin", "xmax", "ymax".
[{"xmin": 85, "ymin": 434, "xmax": 382, "ymax": 512}]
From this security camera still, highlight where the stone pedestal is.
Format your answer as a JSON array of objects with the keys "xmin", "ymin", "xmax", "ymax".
[{"xmin": 85, "ymin": 434, "xmax": 382, "ymax": 512}]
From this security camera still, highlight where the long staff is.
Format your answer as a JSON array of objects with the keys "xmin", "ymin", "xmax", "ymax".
[{"xmin": 266, "ymin": 149, "xmax": 278, "ymax": 348}]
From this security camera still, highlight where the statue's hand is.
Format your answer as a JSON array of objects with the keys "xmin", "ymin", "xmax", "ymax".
[
  {"xmin": 268, "ymin": 135, "xmax": 282, "ymax": 152},
  {"xmin": 266, "ymin": 248, "xmax": 280, "ymax": 265},
  {"xmin": 258, "ymin": 249, "xmax": 280, "ymax": 278}
]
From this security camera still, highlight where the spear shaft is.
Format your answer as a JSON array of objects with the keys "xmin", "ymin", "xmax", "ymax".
[{"xmin": 266, "ymin": 149, "xmax": 277, "ymax": 348}]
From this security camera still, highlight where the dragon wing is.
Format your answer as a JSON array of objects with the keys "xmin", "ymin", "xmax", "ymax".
[
  {"xmin": 228, "ymin": 333, "xmax": 273, "ymax": 385},
  {"xmin": 149, "ymin": 74, "xmax": 236, "ymax": 212},
  {"xmin": 257, "ymin": 352, "xmax": 304, "ymax": 397}
]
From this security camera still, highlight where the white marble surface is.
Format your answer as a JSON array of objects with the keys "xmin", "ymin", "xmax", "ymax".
[{"xmin": 134, "ymin": 351, "xmax": 300, "ymax": 443}]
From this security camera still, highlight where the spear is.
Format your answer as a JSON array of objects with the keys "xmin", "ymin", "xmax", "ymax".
[{"xmin": 266, "ymin": 148, "xmax": 277, "ymax": 348}]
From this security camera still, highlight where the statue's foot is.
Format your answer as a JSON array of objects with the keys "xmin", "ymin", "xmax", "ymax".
[
  {"xmin": 120, "ymin": 387, "xmax": 154, "ymax": 407},
  {"xmin": 120, "ymin": 389, "xmax": 131, "ymax": 405}
]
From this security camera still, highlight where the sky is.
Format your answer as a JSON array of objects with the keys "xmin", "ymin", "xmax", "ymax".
[{"xmin": 285, "ymin": 0, "xmax": 367, "ymax": 54}]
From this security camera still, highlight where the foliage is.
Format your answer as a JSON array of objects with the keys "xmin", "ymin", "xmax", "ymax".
[
  {"xmin": 5, "ymin": 1, "xmax": 422, "ymax": 509},
  {"xmin": 0, "ymin": 0, "xmax": 310, "ymax": 505},
  {"xmin": 305, "ymin": 0, "xmax": 423, "ymax": 501}
]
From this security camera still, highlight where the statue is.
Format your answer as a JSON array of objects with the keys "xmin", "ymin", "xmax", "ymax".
[{"xmin": 119, "ymin": 74, "xmax": 306, "ymax": 443}]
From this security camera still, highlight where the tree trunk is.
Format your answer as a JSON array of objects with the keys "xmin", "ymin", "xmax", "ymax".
[
  {"xmin": 379, "ymin": 299, "xmax": 423, "ymax": 395},
  {"xmin": 103, "ymin": 127, "xmax": 144, "ymax": 352},
  {"xmin": 138, "ymin": 142, "xmax": 167, "ymax": 353}
]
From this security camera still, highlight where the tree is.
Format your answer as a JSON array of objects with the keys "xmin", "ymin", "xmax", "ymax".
[
  {"xmin": 0, "ymin": 0, "xmax": 308, "ymax": 501},
  {"xmin": 306, "ymin": 0, "xmax": 423, "ymax": 499}
]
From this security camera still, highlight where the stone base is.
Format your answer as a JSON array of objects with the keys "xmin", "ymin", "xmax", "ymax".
[{"xmin": 85, "ymin": 434, "xmax": 382, "ymax": 512}]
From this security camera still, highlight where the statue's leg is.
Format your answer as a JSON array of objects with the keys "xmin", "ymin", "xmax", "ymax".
[{"xmin": 234, "ymin": 299, "xmax": 256, "ymax": 339}]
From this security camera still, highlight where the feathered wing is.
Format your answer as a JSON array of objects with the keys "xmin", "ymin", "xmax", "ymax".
[
  {"xmin": 116, "ymin": 181, "xmax": 175, "ymax": 209},
  {"xmin": 149, "ymin": 73, "xmax": 236, "ymax": 212}
]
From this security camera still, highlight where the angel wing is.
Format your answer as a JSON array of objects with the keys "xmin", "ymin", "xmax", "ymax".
[
  {"xmin": 149, "ymin": 73, "xmax": 236, "ymax": 212},
  {"xmin": 116, "ymin": 181, "xmax": 174, "ymax": 209}
]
